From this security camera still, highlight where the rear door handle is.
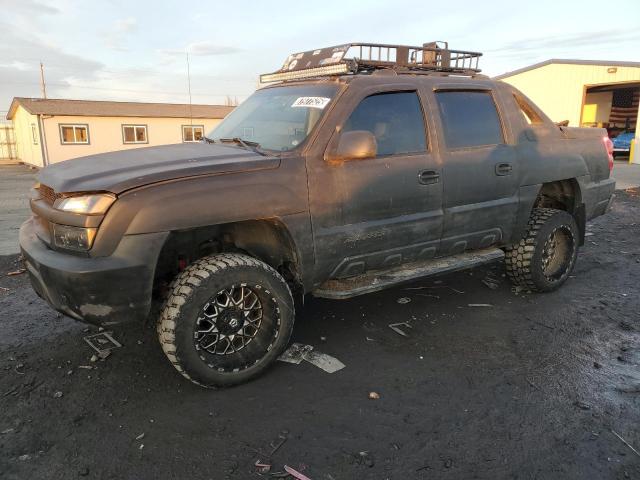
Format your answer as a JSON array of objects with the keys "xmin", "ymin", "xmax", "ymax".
[
  {"xmin": 495, "ymin": 163, "xmax": 513, "ymax": 176},
  {"xmin": 418, "ymin": 170, "xmax": 440, "ymax": 185}
]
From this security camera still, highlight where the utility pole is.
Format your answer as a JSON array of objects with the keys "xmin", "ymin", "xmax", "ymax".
[
  {"xmin": 39, "ymin": 62, "xmax": 47, "ymax": 99},
  {"xmin": 186, "ymin": 52, "xmax": 193, "ymax": 125}
]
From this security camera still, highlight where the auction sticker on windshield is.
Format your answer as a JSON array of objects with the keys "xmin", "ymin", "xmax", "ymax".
[{"xmin": 292, "ymin": 97, "xmax": 331, "ymax": 109}]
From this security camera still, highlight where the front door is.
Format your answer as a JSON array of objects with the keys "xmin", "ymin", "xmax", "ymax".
[
  {"xmin": 430, "ymin": 88, "xmax": 520, "ymax": 254},
  {"xmin": 307, "ymin": 86, "xmax": 443, "ymax": 284}
]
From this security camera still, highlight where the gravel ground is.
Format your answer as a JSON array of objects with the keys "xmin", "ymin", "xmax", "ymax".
[
  {"xmin": 0, "ymin": 190, "xmax": 639, "ymax": 480},
  {"xmin": 0, "ymin": 165, "xmax": 36, "ymax": 255}
]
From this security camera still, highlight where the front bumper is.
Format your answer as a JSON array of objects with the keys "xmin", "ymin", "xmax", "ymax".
[{"xmin": 20, "ymin": 218, "xmax": 168, "ymax": 326}]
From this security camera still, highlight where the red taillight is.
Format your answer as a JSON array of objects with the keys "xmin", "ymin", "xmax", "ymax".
[{"xmin": 603, "ymin": 136, "xmax": 614, "ymax": 172}]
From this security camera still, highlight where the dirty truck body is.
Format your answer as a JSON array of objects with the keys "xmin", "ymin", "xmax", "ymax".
[{"xmin": 20, "ymin": 43, "xmax": 615, "ymax": 387}]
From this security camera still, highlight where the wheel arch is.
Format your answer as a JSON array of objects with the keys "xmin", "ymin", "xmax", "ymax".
[
  {"xmin": 514, "ymin": 179, "xmax": 586, "ymax": 245},
  {"xmin": 153, "ymin": 218, "xmax": 305, "ymax": 300}
]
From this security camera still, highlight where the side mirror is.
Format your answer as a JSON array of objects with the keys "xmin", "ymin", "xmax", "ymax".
[{"xmin": 327, "ymin": 130, "xmax": 377, "ymax": 163}]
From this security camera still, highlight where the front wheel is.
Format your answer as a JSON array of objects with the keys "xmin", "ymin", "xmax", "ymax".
[
  {"xmin": 505, "ymin": 208, "xmax": 579, "ymax": 292},
  {"xmin": 158, "ymin": 253, "xmax": 294, "ymax": 388}
]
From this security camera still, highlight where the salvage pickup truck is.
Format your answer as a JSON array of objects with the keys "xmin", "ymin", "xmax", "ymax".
[{"xmin": 20, "ymin": 42, "xmax": 616, "ymax": 388}]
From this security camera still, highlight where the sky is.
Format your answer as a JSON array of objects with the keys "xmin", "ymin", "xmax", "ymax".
[{"xmin": 1, "ymin": 0, "xmax": 638, "ymax": 116}]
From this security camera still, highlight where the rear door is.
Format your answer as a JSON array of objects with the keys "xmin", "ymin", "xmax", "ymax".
[
  {"xmin": 306, "ymin": 85, "xmax": 443, "ymax": 282},
  {"xmin": 430, "ymin": 87, "xmax": 520, "ymax": 254}
]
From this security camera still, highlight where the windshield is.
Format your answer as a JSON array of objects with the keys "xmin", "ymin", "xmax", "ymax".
[{"xmin": 207, "ymin": 84, "xmax": 338, "ymax": 152}]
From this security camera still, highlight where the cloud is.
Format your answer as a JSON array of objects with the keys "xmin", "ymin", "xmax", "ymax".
[
  {"xmin": 3, "ymin": 0, "xmax": 60, "ymax": 15},
  {"xmin": 159, "ymin": 41, "xmax": 241, "ymax": 59},
  {"xmin": 0, "ymin": 21, "xmax": 103, "ymax": 111},
  {"xmin": 489, "ymin": 30, "xmax": 640, "ymax": 57},
  {"xmin": 104, "ymin": 17, "xmax": 138, "ymax": 51}
]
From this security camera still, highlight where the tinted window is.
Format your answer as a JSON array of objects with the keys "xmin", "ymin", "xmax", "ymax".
[
  {"xmin": 436, "ymin": 91, "xmax": 503, "ymax": 148},
  {"xmin": 343, "ymin": 92, "xmax": 427, "ymax": 156}
]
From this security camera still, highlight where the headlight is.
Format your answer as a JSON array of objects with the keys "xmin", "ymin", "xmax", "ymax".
[
  {"xmin": 54, "ymin": 193, "xmax": 116, "ymax": 215},
  {"xmin": 52, "ymin": 224, "xmax": 98, "ymax": 251}
]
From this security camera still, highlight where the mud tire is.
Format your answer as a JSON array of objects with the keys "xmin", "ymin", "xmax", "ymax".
[
  {"xmin": 158, "ymin": 253, "xmax": 294, "ymax": 388},
  {"xmin": 505, "ymin": 208, "xmax": 579, "ymax": 292}
]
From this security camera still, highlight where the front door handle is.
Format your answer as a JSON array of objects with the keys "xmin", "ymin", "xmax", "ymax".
[
  {"xmin": 418, "ymin": 170, "xmax": 440, "ymax": 185},
  {"xmin": 495, "ymin": 163, "xmax": 513, "ymax": 176}
]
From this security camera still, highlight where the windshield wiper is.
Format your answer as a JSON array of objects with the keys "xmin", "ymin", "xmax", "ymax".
[
  {"xmin": 202, "ymin": 135, "xmax": 216, "ymax": 144},
  {"xmin": 218, "ymin": 137, "xmax": 267, "ymax": 156}
]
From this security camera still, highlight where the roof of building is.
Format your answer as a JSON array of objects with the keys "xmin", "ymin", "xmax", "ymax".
[
  {"xmin": 494, "ymin": 59, "xmax": 640, "ymax": 80},
  {"xmin": 6, "ymin": 97, "xmax": 235, "ymax": 120}
]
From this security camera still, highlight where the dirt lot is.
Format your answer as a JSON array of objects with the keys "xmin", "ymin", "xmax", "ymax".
[{"xmin": 1, "ymin": 190, "xmax": 639, "ymax": 480}]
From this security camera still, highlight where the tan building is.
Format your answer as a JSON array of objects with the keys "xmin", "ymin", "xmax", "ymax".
[
  {"xmin": 495, "ymin": 60, "xmax": 640, "ymax": 163},
  {"xmin": 6, "ymin": 98, "xmax": 234, "ymax": 167}
]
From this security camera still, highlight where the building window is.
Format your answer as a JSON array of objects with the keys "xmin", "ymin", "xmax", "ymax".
[
  {"xmin": 435, "ymin": 91, "xmax": 504, "ymax": 149},
  {"xmin": 59, "ymin": 124, "xmax": 89, "ymax": 145},
  {"xmin": 182, "ymin": 125, "xmax": 204, "ymax": 142},
  {"xmin": 31, "ymin": 124, "xmax": 38, "ymax": 145},
  {"xmin": 122, "ymin": 124, "xmax": 148, "ymax": 144}
]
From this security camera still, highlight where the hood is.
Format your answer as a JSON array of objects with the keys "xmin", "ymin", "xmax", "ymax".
[{"xmin": 38, "ymin": 143, "xmax": 279, "ymax": 194}]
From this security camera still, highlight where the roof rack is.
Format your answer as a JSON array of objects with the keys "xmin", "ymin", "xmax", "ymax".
[{"xmin": 260, "ymin": 42, "xmax": 482, "ymax": 83}]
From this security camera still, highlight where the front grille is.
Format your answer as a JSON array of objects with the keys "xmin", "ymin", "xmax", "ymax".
[{"xmin": 39, "ymin": 184, "xmax": 58, "ymax": 205}]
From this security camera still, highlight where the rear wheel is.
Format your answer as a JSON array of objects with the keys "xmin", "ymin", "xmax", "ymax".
[
  {"xmin": 158, "ymin": 253, "xmax": 294, "ymax": 388},
  {"xmin": 505, "ymin": 208, "xmax": 579, "ymax": 292}
]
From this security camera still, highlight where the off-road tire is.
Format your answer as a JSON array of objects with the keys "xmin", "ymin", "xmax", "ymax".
[
  {"xmin": 505, "ymin": 208, "xmax": 579, "ymax": 292},
  {"xmin": 158, "ymin": 253, "xmax": 294, "ymax": 388}
]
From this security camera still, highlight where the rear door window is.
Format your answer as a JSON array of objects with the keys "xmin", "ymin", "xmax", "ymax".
[
  {"xmin": 435, "ymin": 91, "xmax": 504, "ymax": 149},
  {"xmin": 343, "ymin": 91, "xmax": 427, "ymax": 156}
]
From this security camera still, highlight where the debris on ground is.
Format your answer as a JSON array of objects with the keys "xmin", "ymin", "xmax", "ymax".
[
  {"xmin": 135, "ymin": 433, "xmax": 145, "ymax": 440},
  {"xmin": 358, "ymin": 451, "xmax": 375, "ymax": 468},
  {"xmin": 573, "ymin": 400, "xmax": 591, "ymax": 410},
  {"xmin": 303, "ymin": 350, "xmax": 345, "ymax": 373},
  {"xmin": 388, "ymin": 322, "xmax": 412, "ymax": 337},
  {"xmin": 6, "ymin": 269, "xmax": 26, "ymax": 276},
  {"xmin": 84, "ymin": 331, "xmax": 122, "ymax": 359},
  {"xmin": 612, "ymin": 430, "xmax": 640, "ymax": 458},
  {"xmin": 53, "ymin": 391, "xmax": 63, "ymax": 398},
  {"xmin": 468, "ymin": 304, "xmax": 493, "ymax": 307},
  {"xmin": 278, "ymin": 343, "xmax": 314, "ymax": 365},
  {"xmin": 278, "ymin": 343, "xmax": 345, "ymax": 373},
  {"xmin": 254, "ymin": 460, "xmax": 271, "ymax": 474},
  {"xmin": 405, "ymin": 285, "xmax": 464, "ymax": 294},
  {"xmin": 284, "ymin": 464, "xmax": 312, "ymax": 480},
  {"xmin": 482, "ymin": 276, "xmax": 500, "ymax": 290},
  {"xmin": 368, "ymin": 391, "xmax": 380, "ymax": 400},
  {"xmin": 396, "ymin": 297, "xmax": 411, "ymax": 304},
  {"xmin": 415, "ymin": 293, "xmax": 440, "ymax": 299}
]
